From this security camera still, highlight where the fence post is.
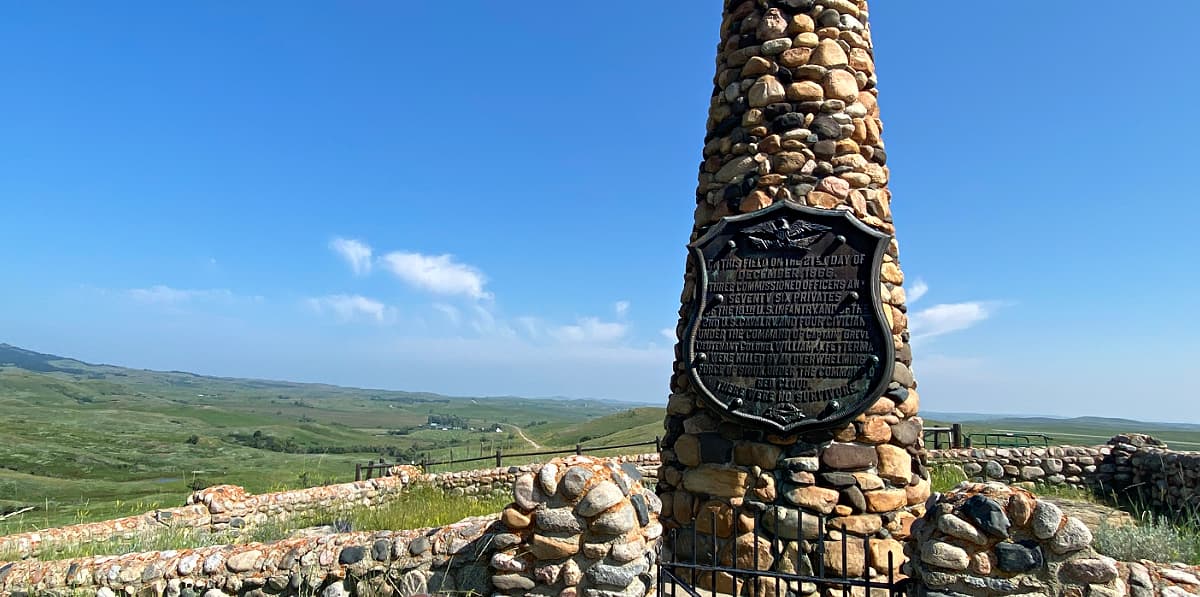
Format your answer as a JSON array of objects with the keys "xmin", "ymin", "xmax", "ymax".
[
  {"xmin": 575, "ymin": 443, "xmax": 583, "ymax": 456},
  {"xmin": 355, "ymin": 463, "xmax": 362, "ymax": 482},
  {"xmin": 951, "ymin": 423, "xmax": 963, "ymax": 448},
  {"xmin": 496, "ymin": 448, "xmax": 503, "ymax": 468},
  {"xmin": 654, "ymin": 435, "xmax": 661, "ymax": 452}
]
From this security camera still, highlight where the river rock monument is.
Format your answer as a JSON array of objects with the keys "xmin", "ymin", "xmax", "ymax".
[{"xmin": 658, "ymin": 0, "xmax": 925, "ymax": 592}]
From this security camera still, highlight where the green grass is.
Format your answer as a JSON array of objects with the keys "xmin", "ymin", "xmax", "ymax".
[
  {"xmin": 1027, "ymin": 482, "xmax": 1099, "ymax": 502},
  {"xmin": 0, "ymin": 343, "xmax": 641, "ymax": 534},
  {"xmin": 928, "ymin": 463, "xmax": 967, "ymax": 493},
  {"xmin": 2, "ymin": 485, "xmax": 510, "ymax": 562},
  {"xmin": 2, "ymin": 525, "xmax": 230, "ymax": 563},
  {"xmin": 246, "ymin": 485, "xmax": 510, "ymax": 544},
  {"xmin": 537, "ymin": 407, "xmax": 664, "ymax": 447},
  {"xmin": 1094, "ymin": 509, "xmax": 1200, "ymax": 565}
]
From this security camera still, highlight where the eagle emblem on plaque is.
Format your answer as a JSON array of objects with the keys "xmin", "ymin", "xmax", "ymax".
[{"xmin": 683, "ymin": 202, "xmax": 895, "ymax": 433}]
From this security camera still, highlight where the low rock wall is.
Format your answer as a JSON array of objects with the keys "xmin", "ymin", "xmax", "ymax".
[
  {"xmin": 424, "ymin": 453, "xmax": 660, "ymax": 497},
  {"xmin": 1091, "ymin": 434, "xmax": 1200, "ymax": 513},
  {"xmin": 7, "ymin": 438, "xmax": 1199, "ymax": 596},
  {"xmin": 928, "ymin": 434, "xmax": 1200, "ymax": 521},
  {"xmin": 0, "ymin": 468, "xmax": 420, "ymax": 561},
  {"xmin": 910, "ymin": 482, "xmax": 1200, "ymax": 597},
  {"xmin": 927, "ymin": 445, "xmax": 1107, "ymax": 489},
  {"xmin": 0, "ymin": 516, "xmax": 497, "ymax": 597},
  {"xmin": 0, "ymin": 456, "xmax": 663, "ymax": 597}
]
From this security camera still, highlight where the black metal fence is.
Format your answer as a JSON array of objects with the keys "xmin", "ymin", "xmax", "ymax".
[
  {"xmin": 966, "ymin": 432, "xmax": 1052, "ymax": 448},
  {"xmin": 658, "ymin": 505, "xmax": 907, "ymax": 597},
  {"xmin": 923, "ymin": 423, "xmax": 964, "ymax": 449},
  {"xmin": 354, "ymin": 437, "xmax": 661, "ymax": 481},
  {"xmin": 924, "ymin": 425, "xmax": 1056, "ymax": 450}
]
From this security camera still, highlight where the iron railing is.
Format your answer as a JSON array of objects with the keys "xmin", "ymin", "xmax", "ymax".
[
  {"xmin": 658, "ymin": 504, "xmax": 907, "ymax": 597},
  {"xmin": 923, "ymin": 423, "xmax": 965, "ymax": 449},
  {"xmin": 966, "ymin": 432, "xmax": 1052, "ymax": 448}
]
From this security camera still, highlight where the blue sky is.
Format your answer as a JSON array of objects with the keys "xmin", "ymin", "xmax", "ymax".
[{"xmin": 2, "ymin": 2, "xmax": 1197, "ymax": 422}]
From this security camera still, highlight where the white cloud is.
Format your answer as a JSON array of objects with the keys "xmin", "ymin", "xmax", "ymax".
[
  {"xmin": 550, "ymin": 317, "xmax": 629, "ymax": 344},
  {"xmin": 660, "ymin": 327, "xmax": 677, "ymax": 342},
  {"xmin": 908, "ymin": 279, "xmax": 929, "ymax": 304},
  {"xmin": 128, "ymin": 286, "xmax": 234, "ymax": 305},
  {"xmin": 615, "ymin": 301, "xmax": 631, "ymax": 317},
  {"xmin": 468, "ymin": 304, "xmax": 517, "ymax": 337},
  {"xmin": 516, "ymin": 316, "xmax": 542, "ymax": 339},
  {"xmin": 329, "ymin": 238, "xmax": 373, "ymax": 275},
  {"xmin": 380, "ymin": 252, "xmax": 490, "ymax": 300},
  {"xmin": 306, "ymin": 294, "xmax": 392, "ymax": 324},
  {"xmin": 909, "ymin": 301, "xmax": 992, "ymax": 340},
  {"xmin": 432, "ymin": 303, "xmax": 461, "ymax": 326}
]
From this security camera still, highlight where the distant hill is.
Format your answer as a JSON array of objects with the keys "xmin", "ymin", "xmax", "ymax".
[
  {"xmin": 0, "ymin": 342, "xmax": 638, "ymax": 533},
  {"xmin": 924, "ymin": 411, "xmax": 1200, "ymax": 450},
  {"xmin": 539, "ymin": 407, "xmax": 665, "ymax": 447},
  {"xmin": 969, "ymin": 415, "xmax": 1200, "ymax": 432},
  {"xmin": 0, "ymin": 343, "xmax": 630, "ymax": 407},
  {"xmin": 925, "ymin": 410, "xmax": 1200, "ymax": 431}
]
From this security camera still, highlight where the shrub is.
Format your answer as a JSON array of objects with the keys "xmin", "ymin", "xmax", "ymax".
[{"xmin": 1093, "ymin": 513, "xmax": 1200, "ymax": 565}]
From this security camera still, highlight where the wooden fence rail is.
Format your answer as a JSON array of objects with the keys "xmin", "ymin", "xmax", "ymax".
[{"xmin": 354, "ymin": 437, "xmax": 661, "ymax": 481}]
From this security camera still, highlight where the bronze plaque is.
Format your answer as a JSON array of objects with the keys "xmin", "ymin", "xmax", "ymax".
[{"xmin": 683, "ymin": 202, "xmax": 894, "ymax": 433}]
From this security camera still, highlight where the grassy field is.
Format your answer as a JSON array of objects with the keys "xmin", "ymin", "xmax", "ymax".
[
  {"xmin": 1, "ymin": 485, "xmax": 510, "ymax": 562},
  {"xmin": 0, "ymin": 343, "xmax": 641, "ymax": 534},
  {"xmin": 5, "ymin": 340, "xmax": 1199, "ymax": 538},
  {"xmin": 924, "ymin": 414, "xmax": 1200, "ymax": 450}
]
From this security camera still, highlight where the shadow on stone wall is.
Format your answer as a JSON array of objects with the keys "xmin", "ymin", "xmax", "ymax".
[{"xmin": 0, "ymin": 456, "xmax": 663, "ymax": 597}]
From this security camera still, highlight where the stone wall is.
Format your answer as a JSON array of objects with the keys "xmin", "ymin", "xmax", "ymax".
[
  {"xmin": 928, "ymin": 434, "xmax": 1200, "ymax": 521},
  {"xmin": 1091, "ymin": 434, "xmax": 1200, "ymax": 514},
  {"xmin": 928, "ymin": 445, "xmax": 1107, "ymax": 489},
  {"xmin": 0, "ymin": 455, "xmax": 667, "ymax": 563},
  {"xmin": 0, "ymin": 456, "xmax": 662, "ymax": 597},
  {"xmin": 0, "ymin": 469, "xmax": 419, "ymax": 561},
  {"xmin": 0, "ymin": 516, "xmax": 497, "ymax": 597},
  {"xmin": 490, "ymin": 455, "xmax": 662, "ymax": 597},
  {"xmin": 910, "ymin": 482, "xmax": 1200, "ymax": 597},
  {"xmin": 659, "ymin": 0, "xmax": 925, "ymax": 585},
  {"xmin": 424, "ymin": 454, "xmax": 660, "ymax": 498}
]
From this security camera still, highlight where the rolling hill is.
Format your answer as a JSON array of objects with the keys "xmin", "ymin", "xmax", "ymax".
[
  {"xmin": 4, "ymin": 341, "xmax": 1197, "ymax": 535},
  {"xmin": 0, "ymin": 343, "xmax": 644, "ymax": 532}
]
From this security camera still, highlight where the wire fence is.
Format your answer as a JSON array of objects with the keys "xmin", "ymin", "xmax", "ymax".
[{"xmin": 355, "ymin": 437, "xmax": 661, "ymax": 481}]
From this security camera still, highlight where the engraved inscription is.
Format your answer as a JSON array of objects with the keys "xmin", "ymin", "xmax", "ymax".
[{"xmin": 684, "ymin": 203, "xmax": 893, "ymax": 432}]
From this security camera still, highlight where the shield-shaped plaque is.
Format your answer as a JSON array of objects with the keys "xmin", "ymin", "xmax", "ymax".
[{"xmin": 683, "ymin": 202, "xmax": 895, "ymax": 433}]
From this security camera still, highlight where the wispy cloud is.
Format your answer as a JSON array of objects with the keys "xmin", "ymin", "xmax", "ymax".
[
  {"xmin": 615, "ymin": 300, "xmax": 631, "ymax": 317},
  {"xmin": 306, "ymin": 294, "xmax": 392, "ymax": 324},
  {"xmin": 468, "ymin": 304, "xmax": 515, "ymax": 337},
  {"xmin": 550, "ymin": 317, "xmax": 629, "ymax": 344},
  {"xmin": 907, "ymin": 279, "xmax": 929, "ymax": 304},
  {"xmin": 516, "ymin": 316, "xmax": 541, "ymax": 338},
  {"xmin": 910, "ymin": 301, "xmax": 993, "ymax": 340},
  {"xmin": 432, "ymin": 303, "xmax": 461, "ymax": 326},
  {"xmin": 329, "ymin": 237, "xmax": 373, "ymax": 275},
  {"xmin": 380, "ymin": 252, "xmax": 491, "ymax": 300},
  {"xmin": 661, "ymin": 327, "xmax": 677, "ymax": 342},
  {"xmin": 128, "ymin": 286, "xmax": 235, "ymax": 305}
]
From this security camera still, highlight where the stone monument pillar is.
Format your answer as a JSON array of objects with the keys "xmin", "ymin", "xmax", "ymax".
[{"xmin": 658, "ymin": 0, "xmax": 926, "ymax": 591}]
